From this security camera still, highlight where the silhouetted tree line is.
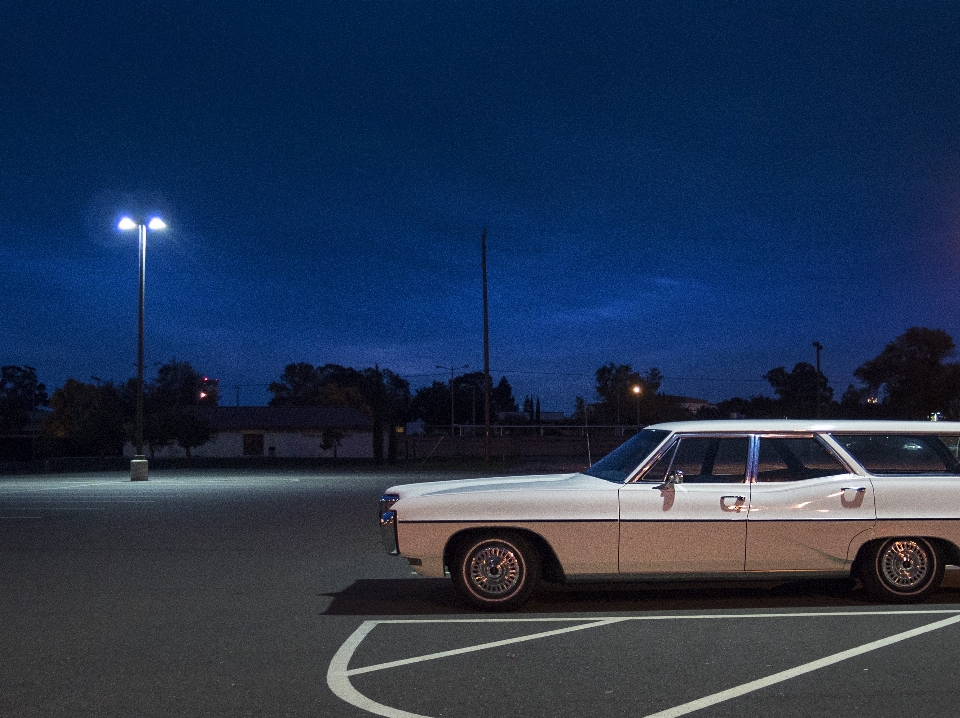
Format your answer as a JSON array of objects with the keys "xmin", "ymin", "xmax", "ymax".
[
  {"xmin": 0, "ymin": 360, "xmax": 215, "ymax": 461},
  {"xmin": 574, "ymin": 363, "xmax": 690, "ymax": 426},
  {"xmin": 409, "ymin": 372, "xmax": 518, "ymax": 426},
  {"xmin": 700, "ymin": 327, "xmax": 960, "ymax": 421},
  {"xmin": 5, "ymin": 326, "xmax": 960, "ymax": 461}
]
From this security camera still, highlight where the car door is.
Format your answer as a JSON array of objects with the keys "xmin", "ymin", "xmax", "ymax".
[
  {"xmin": 619, "ymin": 435, "xmax": 749, "ymax": 575},
  {"xmin": 745, "ymin": 435, "xmax": 876, "ymax": 572}
]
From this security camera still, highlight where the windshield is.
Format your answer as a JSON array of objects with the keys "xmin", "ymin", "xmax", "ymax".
[{"xmin": 583, "ymin": 429, "xmax": 671, "ymax": 483}]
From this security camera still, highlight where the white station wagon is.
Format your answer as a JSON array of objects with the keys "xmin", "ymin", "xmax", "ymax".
[{"xmin": 380, "ymin": 420, "xmax": 960, "ymax": 609}]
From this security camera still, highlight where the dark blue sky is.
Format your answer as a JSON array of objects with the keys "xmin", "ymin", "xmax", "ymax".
[{"xmin": 2, "ymin": 2, "xmax": 959, "ymax": 410}]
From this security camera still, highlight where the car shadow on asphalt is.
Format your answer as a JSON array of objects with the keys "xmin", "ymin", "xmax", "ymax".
[{"xmin": 320, "ymin": 577, "xmax": 960, "ymax": 616}]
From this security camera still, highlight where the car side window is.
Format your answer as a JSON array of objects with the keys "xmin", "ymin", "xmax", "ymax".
[
  {"xmin": 645, "ymin": 436, "xmax": 749, "ymax": 483},
  {"xmin": 939, "ymin": 435, "xmax": 960, "ymax": 461},
  {"xmin": 756, "ymin": 437, "xmax": 848, "ymax": 482},
  {"xmin": 832, "ymin": 434, "xmax": 960, "ymax": 475}
]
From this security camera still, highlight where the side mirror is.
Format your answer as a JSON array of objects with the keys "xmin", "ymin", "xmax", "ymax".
[{"xmin": 656, "ymin": 470, "xmax": 683, "ymax": 490}]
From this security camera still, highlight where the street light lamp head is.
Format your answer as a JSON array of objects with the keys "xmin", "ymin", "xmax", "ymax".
[
  {"xmin": 118, "ymin": 216, "xmax": 167, "ymax": 231},
  {"xmin": 632, "ymin": 384, "xmax": 642, "ymax": 395}
]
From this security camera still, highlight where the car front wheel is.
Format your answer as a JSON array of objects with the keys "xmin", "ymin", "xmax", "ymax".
[
  {"xmin": 452, "ymin": 533, "xmax": 540, "ymax": 611},
  {"xmin": 861, "ymin": 537, "xmax": 943, "ymax": 602}
]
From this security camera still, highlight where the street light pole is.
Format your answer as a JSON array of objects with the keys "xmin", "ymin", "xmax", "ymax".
[
  {"xmin": 119, "ymin": 216, "xmax": 166, "ymax": 481},
  {"xmin": 633, "ymin": 384, "xmax": 642, "ymax": 429},
  {"xmin": 437, "ymin": 363, "xmax": 468, "ymax": 437},
  {"xmin": 813, "ymin": 341, "xmax": 823, "ymax": 419}
]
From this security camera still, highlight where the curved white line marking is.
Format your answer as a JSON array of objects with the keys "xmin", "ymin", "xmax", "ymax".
[
  {"xmin": 327, "ymin": 621, "xmax": 430, "ymax": 718},
  {"xmin": 326, "ymin": 618, "xmax": 625, "ymax": 718},
  {"xmin": 327, "ymin": 610, "xmax": 960, "ymax": 718}
]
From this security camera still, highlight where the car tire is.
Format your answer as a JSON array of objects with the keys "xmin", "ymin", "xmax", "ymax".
[
  {"xmin": 861, "ymin": 537, "xmax": 944, "ymax": 603},
  {"xmin": 452, "ymin": 532, "xmax": 541, "ymax": 611}
]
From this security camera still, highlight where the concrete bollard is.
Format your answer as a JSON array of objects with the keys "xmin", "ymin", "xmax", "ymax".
[{"xmin": 130, "ymin": 457, "xmax": 149, "ymax": 481}]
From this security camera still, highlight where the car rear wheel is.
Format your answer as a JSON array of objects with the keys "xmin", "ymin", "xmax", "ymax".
[
  {"xmin": 861, "ymin": 537, "xmax": 943, "ymax": 602},
  {"xmin": 452, "ymin": 532, "xmax": 540, "ymax": 611}
]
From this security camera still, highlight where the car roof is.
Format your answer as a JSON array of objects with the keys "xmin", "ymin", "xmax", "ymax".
[{"xmin": 645, "ymin": 419, "xmax": 960, "ymax": 433}]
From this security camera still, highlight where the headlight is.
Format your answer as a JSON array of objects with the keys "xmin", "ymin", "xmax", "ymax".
[{"xmin": 379, "ymin": 493, "xmax": 400, "ymax": 517}]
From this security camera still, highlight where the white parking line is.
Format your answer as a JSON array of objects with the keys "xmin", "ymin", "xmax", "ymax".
[
  {"xmin": 345, "ymin": 618, "xmax": 629, "ymax": 676},
  {"xmin": 642, "ymin": 612, "xmax": 960, "ymax": 718},
  {"xmin": 327, "ymin": 610, "xmax": 960, "ymax": 718},
  {"xmin": 0, "ymin": 482, "xmax": 122, "ymax": 492}
]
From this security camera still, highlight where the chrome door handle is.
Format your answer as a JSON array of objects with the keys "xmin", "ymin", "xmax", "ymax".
[{"xmin": 841, "ymin": 487, "xmax": 867, "ymax": 493}]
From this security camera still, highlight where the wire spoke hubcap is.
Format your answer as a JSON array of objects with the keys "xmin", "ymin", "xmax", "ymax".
[
  {"xmin": 881, "ymin": 540, "xmax": 930, "ymax": 590},
  {"xmin": 469, "ymin": 544, "xmax": 521, "ymax": 595}
]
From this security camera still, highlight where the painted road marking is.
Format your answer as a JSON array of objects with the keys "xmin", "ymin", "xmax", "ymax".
[
  {"xmin": 345, "ymin": 617, "xmax": 629, "ymax": 676},
  {"xmin": 641, "ymin": 612, "xmax": 960, "ymax": 718},
  {"xmin": 327, "ymin": 609, "xmax": 960, "ymax": 718}
]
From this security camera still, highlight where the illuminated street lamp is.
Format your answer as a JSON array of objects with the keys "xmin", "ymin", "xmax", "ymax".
[
  {"xmin": 118, "ymin": 215, "xmax": 166, "ymax": 481},
  {"xmin": 632, "ymin": 384, "xmax": 642, "ymax": 429}
]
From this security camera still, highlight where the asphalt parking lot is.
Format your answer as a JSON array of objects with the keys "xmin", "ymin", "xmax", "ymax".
[{"xmin": 3, "ymin": 469, "xmax": 960, "ymax": 718}]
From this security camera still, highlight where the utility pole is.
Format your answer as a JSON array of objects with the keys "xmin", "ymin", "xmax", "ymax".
[
  {"xmin": 813, "ymin": 341, "xmax": 823, "ymax": 418},
  {"xmin": 481, "ymin": 227, "xmax": 491, "ymax": 464}
]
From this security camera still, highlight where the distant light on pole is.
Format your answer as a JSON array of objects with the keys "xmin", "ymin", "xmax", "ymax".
[
  {"xmin": 812, "ymin": 341, "xmax": 823, "ymax": 419},
  {"xmin": 118, "ymin": 215, "xmax": 166, "ymax": 481},
  {"xmin": 632, "ymin": 384, "xmax": 642, "ymax": 429}
]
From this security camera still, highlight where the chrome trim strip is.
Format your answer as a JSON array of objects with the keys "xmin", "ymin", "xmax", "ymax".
[
  {"xmin": 621, "ymin": 518, "xmax": 876, "ymax": 523},
  {"xmin": 380, "ymin": 510, "xmax": 399, "ymax": 555},
  {"xmin": 627, "ymin": 435, "xmax": 679, "ymax": 483},
  {"xmin": 565, "ymin": 570, "xmax": 850, "ymax": 583},
  {"xmin": 747, "ymin": 434, "xmax": 759, "ymax": 483}
]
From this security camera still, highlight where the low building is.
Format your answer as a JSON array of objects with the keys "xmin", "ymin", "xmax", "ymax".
[
  {"xmin": 668, "ymin": 396, "xmax": 714, "ymax": 414},
  {"xmin": 123, "ymin": 405, "xmax": 375, "ymax": 459}
]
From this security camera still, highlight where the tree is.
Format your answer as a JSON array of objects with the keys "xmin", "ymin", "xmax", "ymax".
[
  {"xmin": 593, "ymin": 363, "xmax": 663, "ymax": 424},
  {"xmin": 144, "ymin": 359, "xmax": 216, "ymax": 457},
  {"xmin": 0, "ymin": 365, "xmax": 48, "ymax": 432},
  {"xmin": 764, "ymin": 362, "xmax": 832, "ymax": 418},
  {"xmin": 268, "ymin": 362, "xmax": 411, "ymax": 463},
  {"xmin": 491, "ymin": 377, "xmax": 519, "ymax": 415},
  {"xmin": 269, "ymin": 363, "xmax": 365, "ymax": 409},
  {"xmin": 268, "ymin": 363, "xmax": 323, "ymax": 406},
  {"xmin": 522, "ymin": 395, "xmax": 534, "ymax": 423},
  {"xmin": 41, "ymin": 379, "xmax": 125, "ymax": 457},
  {"xmin": 410, "ymin": 381, "xmax": 451, "ymax": 425},
  {"xmin": 700, "ymin": 395, "xmax": 782, "ymax": 420},
  {"xmin": 410, "ymin": 373, "xmax": 518, "ymax": 425},
  {"xmin": 572, "ymin": 396, "xmax": 589, "ymax": 423},
  {"xmin": 853, "ymin": 327, "xmax": 960, "ymax": 419},
  {"xmin": 320, "ymin": 428, "xmax": 344, "ymax": 458},
  {"xmin": 360, "ymin": 366, "xmax": 411, "ymax": 464}
]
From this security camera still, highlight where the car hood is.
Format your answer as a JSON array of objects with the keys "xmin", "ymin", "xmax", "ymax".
[
  {"xmin": 383, "ymin": 472, "xmax": 619, "ymax": 522},
  {"xmin": 383, "ymin": 472, "xmax": 585, "ymax": 500}
]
